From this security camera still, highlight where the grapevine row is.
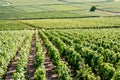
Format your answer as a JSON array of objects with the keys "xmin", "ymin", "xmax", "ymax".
[
  {"xmin": 46, "ymin": 29, "xmax": 120, "ymax": 80},
  {"xmin": 13, "ymin": 32, "xmax": 33, "ymax": 79},
  {"xmin": 39, "ymin": 30, "xmax": 73, "ymax": 80},
  {"xmin": 43, "ymin": 30, "xmax": 100, "ymax": 80},
  {"xmin": 34, "ymin": 31, "xmax": 46, "ymax": 80},
  {"xmin": 0, "ymin": 31, "xmax": 33, "ymax": 79}
]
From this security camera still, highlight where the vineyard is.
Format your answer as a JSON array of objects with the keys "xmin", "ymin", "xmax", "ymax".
[
  {"xmin": 0, "ymin": 18, "xmax": 119, "ymax": 30},
  {"xmin": 0, "ymin": 28, "xmax": 120, "ymax": 80},
  {"xmin": 0, "ymin": 0, "xmax": 120, "ymax": 80}
]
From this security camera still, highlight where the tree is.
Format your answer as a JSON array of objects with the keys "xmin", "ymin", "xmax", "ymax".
[{"xmin": 90, "ymin": 6, "xmax": 97, "ymax": 12}]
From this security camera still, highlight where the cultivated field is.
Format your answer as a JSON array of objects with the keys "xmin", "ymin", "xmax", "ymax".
[
  {"xmin": 0, "ymin": 0, "xmax": 120, "ymax": 19},
  {"xmin": 0, "ymin": 0, "xmax": 120, "ymax": 80}
]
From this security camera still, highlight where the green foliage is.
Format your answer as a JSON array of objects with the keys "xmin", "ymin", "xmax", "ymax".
[
  {"xmin": 44, "ymin": 29, "xmax": 120, "ymax": 80},
  {"xmin": 34, "ymin": 32, "xmax": 46, "ymax": 80},
  {"xmin": 0, "ymin": 20, "xmax": 33, "ymax": 30},
  {"xmin": 35, "ymin": 52, "xmax": 44, "ymax": 68},
  {"xmin": 99, "ymin": 63, "xmax": 115, "ymax": 80},
  {"xmin": 90, "ymin": 6, "xmax": 97, "ymax": 11},
  {"xmin": 13, "ymin": 31, "xmax": 33, "ymax": 80},
  {"xmin": 0, "ymin": 31, "xmax": 33, "ymax": 79},
  {"xmin": 34, "ymin": 66, "xmax": 46, "ymax": 80},
  {"xmin": 22, "ymin": 18, "xmax": 120, "ymax": 29},
  {"xmin": 114, "ymin": 61, "xmax": 120, "ymax": 80},
  {"xmin": 76, "ymin": 65, "xmax": 100, "ymax": 80},
  {"xmin": 39, "ymin": 30, "xmax": 72, "ymax": 80},
  {"xmin": 57, "ymin": 63, "xmax": 72, "ymax": 80},
  {"xmin": 13, "ymin": 72, "xmax": 26, "ymax": 80}
]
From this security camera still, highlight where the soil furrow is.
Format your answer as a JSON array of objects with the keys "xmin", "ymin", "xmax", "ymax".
[
  {"xmin": 39, "ymin": 37, "xmax": 58, "ymax": 80},
  {"xmin": 26, "ymin": 34, "xmax": 36, "ymax": 80}
]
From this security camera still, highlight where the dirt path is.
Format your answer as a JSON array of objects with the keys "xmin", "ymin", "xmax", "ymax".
[
  {"xmin": 26, "ymin": 34, "xmax": 36, "ymax": 80},
  {"xmin": 96, "ymin": 9, "xmax": 120, "ymax": 16},
  {"xmin": 39, "ymin": 37, "xmax": 58, "ymax": 80},
  {"xmin": 44, "ymin": 54, "xmax": 58, "ymax": 80},
  {"xmin": 3, "ymin": 38, "xmax": 26, "ymax": 80}
]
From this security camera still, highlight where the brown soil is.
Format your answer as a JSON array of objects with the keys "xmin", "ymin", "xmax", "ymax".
[
  {"xmin": 71, "ymin": 69, "xmax": 76, "ymax": 78},
  {"xmin": 26, "ymin": 34, "xmax": 36, "ymax": 80},
  {"xmin": 39, "ymin": 37, "xmax": 58, "ymax": 80},
  {"xmin": 3, "ymin": 38, "xmax": 27, "ymax": 80},
  {"xmin": 44, "ymin": 54, "xmax": 58, "ymax": 80}
]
